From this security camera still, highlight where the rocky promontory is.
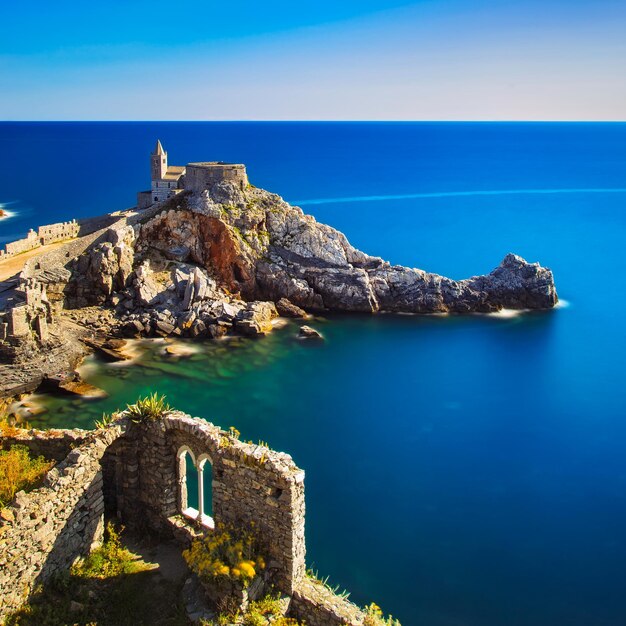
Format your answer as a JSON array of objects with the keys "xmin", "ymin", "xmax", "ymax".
[
  {"xmin": 0, "ymin": 179, "xmax": 557, "ymax": 398},
  {"xmin": 129, "ymin": 182, "xmax": 556, "ymax": 312}
]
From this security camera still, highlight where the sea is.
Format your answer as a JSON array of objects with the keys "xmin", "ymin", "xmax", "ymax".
[{"xmin": 1, "ymin": 122, "xmax": 626, "ymax": 625}]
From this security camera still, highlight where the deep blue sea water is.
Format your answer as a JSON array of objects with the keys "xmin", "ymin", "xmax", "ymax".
[{"xmin": 1, "ymin": 122, "xmax": 626, "ymax": 625}]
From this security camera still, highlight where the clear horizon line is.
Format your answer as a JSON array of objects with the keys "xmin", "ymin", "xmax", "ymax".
[{"xmin": 1, "ymin": 119, "xmax": 626, "ymax": 124}]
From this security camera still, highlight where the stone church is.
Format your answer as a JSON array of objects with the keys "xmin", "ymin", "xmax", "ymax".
[{"xmin": 137, "ymin": 140, "xmax": 248, "ymax": 209}]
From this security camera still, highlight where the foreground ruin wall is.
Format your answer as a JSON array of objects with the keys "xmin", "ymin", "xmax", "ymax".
[
  {"xmin": 105, "ymin": 412, "xmax": 306, "ymax": 594},
  {"xmin": 0, "ymin": 427, "xmax": 124, "ymax": 618},
  {"xmin": 0, "ymin": 412, "xmax": 372, "ymax": 624},
  {"xmin": 0, "ymin": 427, "xmax": 91, "ymax": 462}
]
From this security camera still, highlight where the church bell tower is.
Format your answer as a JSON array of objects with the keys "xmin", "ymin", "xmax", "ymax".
[{"xmin": 151, "ymin": 139, "xmax": 167, "ymax": 181}]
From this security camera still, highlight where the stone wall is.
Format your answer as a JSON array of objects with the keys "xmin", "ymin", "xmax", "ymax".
[
  {"xmin": 137, "ymin": 190, "xmax": 154, "ymax": 209},
  {"xmin": 38, "ymin": 221, "xmax": 80, "ymax": 246},
  {"xmin": 0, "ymin": 427, "xmax": 91, "ymax": 462},
  {"xmin": 0, "ymin": 411, "xmax": 371, "ymax": 625},
  {"xmin": 105, "ymin": 412, "xmax": 306, "ymax": 595},
  {"xmin": 290, "ymin": 578, "xmax": 366, "ymax": 626},
  {"xmin": 0, "ymin": 220, "xmax": 79, "ymax": 262},
  {"xmin": 0, "ymin": 426, "xmax": 124, "ymax": 618},
  {"xmin": 2, "ymin": 278, "xmax": 52, "ymax": 343},
  {"xmin": 185, "ymin": 162, "xmax": 248, "ymax": 193},
  {"xmin": 1, "ymin": 229, "xmax": 39, "ymax": 259}
]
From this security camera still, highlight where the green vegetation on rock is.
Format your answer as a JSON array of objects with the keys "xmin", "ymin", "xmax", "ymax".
[
  {"xmin": 126, "ymin": 392, "xmax": 171, "ymax": 423},
  {"xmin": 203, "ymin": 593, "xmax": 303, "ymax": 625}
]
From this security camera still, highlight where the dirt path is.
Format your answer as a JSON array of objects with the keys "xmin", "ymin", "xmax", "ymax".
[{"xmin": 0, "ymin": 241, "xmax": 69, "ymax": 282}]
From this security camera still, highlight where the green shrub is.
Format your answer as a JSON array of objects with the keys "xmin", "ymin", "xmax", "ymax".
[
  {"xmin": 363, "ymin": 602, "xmax": 402, "ymax": 626},
  {"xmin": 0, "ymin": 445, "xmax": 53, "ymax": 507},
  {"xmin": 126, "ymin": 392, "xmax": 170, "ymax": 423},
  {"xmin": 183, "ymin": 522, "xmax": 265, "ymax": 587},
  {"xmin": 94, "ymin": 411, "xmax": 118, "ymax": 430},
  {"xmin": 72, "ymin": 523, "xmax": 141, "ymax": 579}
]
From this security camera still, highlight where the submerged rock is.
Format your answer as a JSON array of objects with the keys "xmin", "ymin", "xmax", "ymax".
[
  {"xmin": 58, "ymin": 380, "xmax": 108, "ymax": 398},
  {"xmin": 298, "ymin": 325, "xmax": 323, "ymax": 340}
]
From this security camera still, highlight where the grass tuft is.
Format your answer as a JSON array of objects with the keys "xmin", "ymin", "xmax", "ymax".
[{"xmin": 126, "ymin": 393, "xmax": 171, "ymax": 423}]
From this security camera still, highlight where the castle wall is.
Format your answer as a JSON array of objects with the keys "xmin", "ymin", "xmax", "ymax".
[
  {"xmin": 39, "ymin": 221, "xmax": 80, "ymax": 245},
  {"xmin": 185, "ymin": 163, "xmax": 248, "ymax": 193},
  {"xmin": 0, "ymin": 427, "xmax": 124, "ymax": 619},
  {"xmin": 137, "ymin": 190, "xmax": 154, "ymax": 209},
  {"xmin": 2, "ymin": 229, "xmax": 39, "ymax": 258},
  {"xmin": 0, "ymin": 220, "xmax": 79, "ymax": 262}
]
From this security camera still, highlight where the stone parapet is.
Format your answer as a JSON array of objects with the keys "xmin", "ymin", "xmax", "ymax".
[
  {"xmin": 290, "ymin": 578, "xmax": 366, "ymax": 626},
  {"xmin": 0, "ymin": 427, "xmax": 92, "ymax": 461}
]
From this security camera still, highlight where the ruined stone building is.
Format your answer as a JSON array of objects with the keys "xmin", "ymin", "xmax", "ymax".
[
  {"xmin": 0, "ymin": 411, "xmax": 367, "ymax": 625},
  {"xmin": 137, "ymin": 140, "xmax": 248, "ymax": 209}
]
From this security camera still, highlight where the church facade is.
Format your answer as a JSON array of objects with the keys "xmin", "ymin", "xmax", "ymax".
[{"xmin": 137, "ymin": 141, "xmax": 248, "ymax": 209}]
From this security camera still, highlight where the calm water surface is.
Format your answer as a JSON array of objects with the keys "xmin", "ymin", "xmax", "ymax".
[{"xmin": 1, "ymin": 122, "xmax": 626, "ymax": 625}]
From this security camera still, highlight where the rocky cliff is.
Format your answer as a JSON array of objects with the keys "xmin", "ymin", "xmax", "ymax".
[{"xmin": 118, "ymin": 181, "xmax": 557, "ymax": 319}]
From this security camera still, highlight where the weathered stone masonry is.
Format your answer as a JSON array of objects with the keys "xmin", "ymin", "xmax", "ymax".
[
  {"xmin": 0, "ymin": 426, "xmax": 123, "ymax": 617},
  {"xmin": 0, "ymin": 220, "xmax": 79, "ymax": 261},
  {"xmin": 103, "ymin": 412, "xmax": 306, "ymax": 594},
  {"xmin": 0, "ymin": 411, "xmax": 367, "ymax": 624}
]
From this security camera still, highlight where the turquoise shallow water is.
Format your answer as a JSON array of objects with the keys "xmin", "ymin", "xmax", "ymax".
[{"xmin": 2, "ymin": 122, "xmax": 626, "ymax": 625}]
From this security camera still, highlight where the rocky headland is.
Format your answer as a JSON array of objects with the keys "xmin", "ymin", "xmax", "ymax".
[{"xmin": 0, "ymin": 180, "xmax": 557, "ymax": 401}]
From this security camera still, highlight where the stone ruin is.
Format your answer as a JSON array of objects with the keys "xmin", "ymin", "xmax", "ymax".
[
  {"xmin": 0, "ymin": 278, "xmax": 51, "ymax": 345},
  {"xmin": 0, "ymin": 411, "xmax": 367, "ymax": 625},
  {"xmin": 0, "ymin": 220, "xmax": 79, "ymax": 262}
]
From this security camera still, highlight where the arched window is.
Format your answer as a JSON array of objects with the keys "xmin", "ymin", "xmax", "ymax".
[
  {"xmin": 177, "ymin": 446, "xmax": 214, "ymax": 529},
  {"xmin": 197, "ymin": 454, "xmax": 214, "ymax": 525}
]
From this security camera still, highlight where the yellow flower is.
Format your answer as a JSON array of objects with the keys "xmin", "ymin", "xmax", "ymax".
[
  {"xmin": 256, "ymin": 556, "xmax": 265, "ymax": 570},
  {"xmin": 237, "ymin": 561, "xmax": 256, "ymax": 578}
]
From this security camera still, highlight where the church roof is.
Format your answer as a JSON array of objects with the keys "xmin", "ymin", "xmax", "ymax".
[
  {"xmin": 153, "ymin": 139, "xmax": 165, "ymax": 155},
  {"xmin": 161, "ymin": 165, "xmax": 186, "ymax": 181}
]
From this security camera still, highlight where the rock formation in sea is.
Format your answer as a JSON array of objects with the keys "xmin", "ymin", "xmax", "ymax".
[
  {"xmin": 0, "ymin": 179, "xmax": 557, "ymax": 398},
  {"xmin": 126, "ymin": 182, "xmax": 558, "ymax": 314}
]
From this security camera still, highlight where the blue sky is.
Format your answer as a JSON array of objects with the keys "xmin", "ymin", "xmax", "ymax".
[{"xmin": 2, "ymin": 0, "xmax": 625, "ymax": 120}]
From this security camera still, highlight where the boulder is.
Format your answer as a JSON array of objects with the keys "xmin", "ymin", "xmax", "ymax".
[
  {"xmin": 234, "ymin": 301, "xmax": 278, "ymax": 336},
  {"xmin": 298, "ymin": 325, "xmax": 323, "ymax": 340},
  {"xmin": 122, "ymin": 320, "xmax": 144, "ymax": 337},
  {"xmin": 134, "ymin": 261, "xmax": 163, "ymax": 306},
  {"xmin": 190, "ymin": 319, "xmax": 207, "ymax": 338},
  {"xmin": 276, "ymin": 298, "xmax": 307, "ymax": 318},
  {"xmin": 156, "ymin": 320, "xmax": 175, "ymax": 336}
]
